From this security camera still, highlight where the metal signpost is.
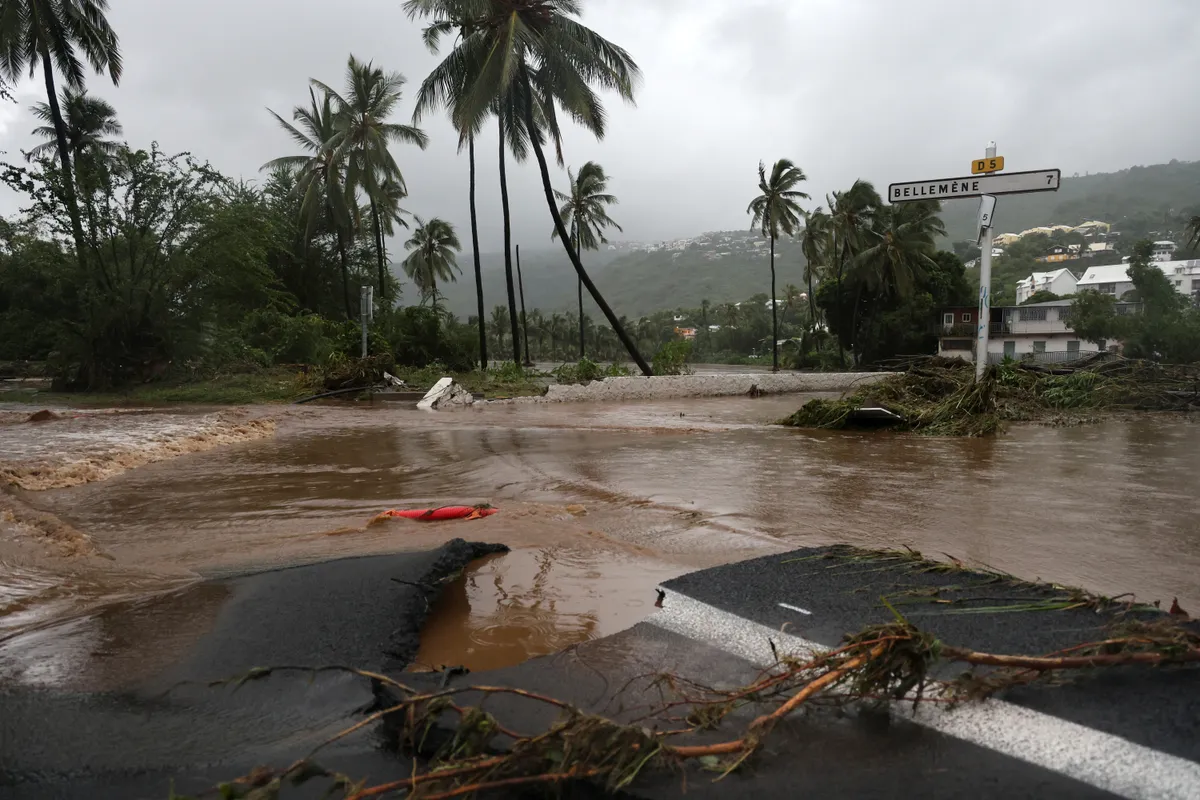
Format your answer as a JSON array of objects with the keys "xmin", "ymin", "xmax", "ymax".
[
  {"xmin": 888, "ymin": 144, "xmax": 1061, "ymax": 380},
  {"xmin": 360, "ymin": 285, "xmax": 373, "ymax": 359}
]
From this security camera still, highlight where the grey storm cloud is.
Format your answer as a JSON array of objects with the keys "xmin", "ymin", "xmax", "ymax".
[{"xmin": 0, "ymin": 0, "xmax": 1197, "ymax": 252}]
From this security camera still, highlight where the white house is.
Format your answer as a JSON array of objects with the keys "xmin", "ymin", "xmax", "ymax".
[
  {"xmin": 1077, "ymin": 259, "xmax": 1200, "ymax": 299},
  {"xmin": 1014, "ymin": 268, "xmax": 1078, "ymax": 304},
  {"xmin": 937, "ymin": 300, "xmax": 1133, "ymax": 364},
  {"xmin": 1152, "ymin": 241, "xmax": 1177, "ymax": 261}
]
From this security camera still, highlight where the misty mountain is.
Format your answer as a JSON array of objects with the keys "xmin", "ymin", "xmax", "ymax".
[
  {"xmin": 433, "ymin": 231, "xmax": 808, "ymax": 320},
  {"xmin": 939, "ymin": 160, "xmax": 1200, "ymax": 242}
]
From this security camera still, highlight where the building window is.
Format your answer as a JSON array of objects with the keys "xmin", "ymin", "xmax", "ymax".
[
  {"xmin": 1003, "ymin": 341, "xmax": 1016, "ymax": 358},
  {"xmin": 1067, "ymin": 340, "xmax": 1080, "ymax": 353},
  {"xmin": 1019, "ymin": 307, "xmax": 1048, "ymax": 321},
  {"xmin": 1098, "ymin": 283, "xmax": 1116, "ymax": 294},
  {"xmin": 961, "ymin": 312, "xmax": 972, "ymax": 323},
  {"xmin": 941, "ymin": 339, "xmax": 972, "ymax": 351},
  {"xmin": 1057, "ymin": 307, "xmax": 1072, "ymax": 321},
  {"xmin": 942, "ymin": 313, "xmax": 954, "ymax": 326},
  {"xmin": 1033, "ymin": 341, "xmax": 1047, "ymax": 354}
]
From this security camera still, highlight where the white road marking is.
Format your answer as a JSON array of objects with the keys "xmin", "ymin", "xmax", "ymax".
[
  {"xmin": 649, "ymin": 588, "xmax": 1200, "ymax": 800},
  {"xmin": 777, "ymin": 602, "xmax": 813, "ymax": 615}
]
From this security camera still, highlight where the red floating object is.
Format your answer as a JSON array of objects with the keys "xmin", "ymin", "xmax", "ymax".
[{"xmin": 375, "ymin": 505, "xmax": 498, "ymax": 522}]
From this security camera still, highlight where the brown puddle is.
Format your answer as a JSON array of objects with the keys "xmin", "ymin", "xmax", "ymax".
[{"xmin": 412, "ymin": 547, "xmax": 686, "ymax": 673}]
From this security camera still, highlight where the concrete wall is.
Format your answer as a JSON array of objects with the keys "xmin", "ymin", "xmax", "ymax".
[{"xmin": 483, "ymin": 372, "xmax": 889, "ymax": 405}]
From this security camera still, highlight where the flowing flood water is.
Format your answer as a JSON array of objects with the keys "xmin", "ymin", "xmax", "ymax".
[{"xmin": 2, "ymin": 395, "xmax": 1199, "ymax": 686}]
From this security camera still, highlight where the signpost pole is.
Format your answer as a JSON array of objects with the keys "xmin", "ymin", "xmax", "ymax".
[{"xmin": 975, "ymin": 141, "xmax": 997, "ymax": 382}]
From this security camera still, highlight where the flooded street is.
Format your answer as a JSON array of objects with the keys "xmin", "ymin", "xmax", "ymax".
[{"xmin": 2, "ymin": 394, "xmax": 1199, "ymax": 683}]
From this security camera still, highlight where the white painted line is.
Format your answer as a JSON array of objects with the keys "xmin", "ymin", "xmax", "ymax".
[
  {"xmin": 648, "ymin": 589, "xmax": 1200, "ymax": 800},
  {"xmin": 777, "ymin": 602, "xmax": 812, "ymax": 615}
]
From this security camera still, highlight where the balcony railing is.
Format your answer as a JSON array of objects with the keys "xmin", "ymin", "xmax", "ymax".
[{"xmin": 985, "ymin": 350, "xmax": 1102, "ymax": 365}]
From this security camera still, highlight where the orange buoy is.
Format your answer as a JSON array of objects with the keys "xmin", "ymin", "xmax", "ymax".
[{"xmin": 374, "ymin": 505, "xmax": 498, "ymax": 523}]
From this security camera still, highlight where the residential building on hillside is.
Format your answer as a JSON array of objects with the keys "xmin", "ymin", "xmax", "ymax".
[
  {"xmin": 936, "ymin": 300, "xmax": 1136, "ymax": 364},
  {"xmin": 1152, "ymin": 241, "xmax": 1177, "ymax": 261},
  {"xmin": 1077, "ymin": 259, "xmax": 1200, "ymax": 299},
  {"xmin": 1015, "ymin": 268, "xmax": 1078, "ymax": 304}
]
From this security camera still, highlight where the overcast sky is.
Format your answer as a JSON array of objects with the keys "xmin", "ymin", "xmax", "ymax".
[{"xmin": 0, "ymin": 0, "xmax": 1197, "ymax": 253}]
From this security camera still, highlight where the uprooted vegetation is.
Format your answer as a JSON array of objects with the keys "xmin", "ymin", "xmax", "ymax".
[
  {"xmin": 188, "ymin": 546, "xmax": 1199, "ymax": 800},
  {"xmin": 781, "ymin": 357, "xmax": 1200, "ymax": 436}
]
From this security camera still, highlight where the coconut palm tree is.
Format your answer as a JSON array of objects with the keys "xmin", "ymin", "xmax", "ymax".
[
  {"xmin": 800, "ymin": 208, "xmax": 829, "ymax": 323},
  {"xmin": 0, "ymin": 0, "xmax": 122, "ymax": 273},
  {"xmin": 402, "ymin": 216, "xmax": 462, "ymax": 305},
  {"xmin": 403, "ymin": 0, "xmax": 652, "ymax": 376},
  {"xmin": 747, "ymin": 158, "xmax": 809, "ymax": 371},
  {"xmin": 313, "ymin": 55, "xmax": 427, "ymax": 304},
  {"xmin": 371, "ymin": 177, "xmax": 412, "ymax": 296},
  {"xmin": 553, "ymin": 160, "xmax": 622, "ymax": 359},
  {"xmin": 28, "ymin": 87, "xmax": 121, "ymax": 162},
  {"xmin": 263, "ymin": 88, "xmax": 357, "ymax": 318},
  {"xmin": 1187, "ymin": 215, "xmax": 1200, "ymax": 250}
]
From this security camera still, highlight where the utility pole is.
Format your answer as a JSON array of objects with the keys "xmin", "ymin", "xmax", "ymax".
[
  {"xmin": 360, "ymin": 284, "xmax": 373, "ymax": 359},
  {"xmin": 975, "ymin": 141, "xmax": 997, "ymax": 382}
]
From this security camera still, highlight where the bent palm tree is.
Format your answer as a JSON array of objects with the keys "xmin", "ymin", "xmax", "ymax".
[
  {"xmin": 314, "ymin": 55, "xmax": 427, "ymax": 303},
  {"xmin": 747, "ymin": 158, "xmax": 809, "ymax": 371},
  {"xmin": 263, "ymin": 88, "xmax": 357, "ymax": 319},
  {"xmin": 553, "ymin": 160, "xmax": 622, "ymax": 359},
  {"xmin": 402, "ymin": 217, "xmax": 462, "ymax": 305},
  {"xmin": 405, "ymin": 0, "xmax": 652, "ymax": 376},
  {"xmin": 0, "ymin": 0, "xmax": 122, "ymax": 275}
]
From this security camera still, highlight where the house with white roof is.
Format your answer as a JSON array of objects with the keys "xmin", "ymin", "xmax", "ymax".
[
  {"xmin": 1015, "ymin": 268, "xmax": 1077, "ymax": 304},
  {"xmin": 1077, "ymin": 259, "xmax": 1200, "ymax": 299}
]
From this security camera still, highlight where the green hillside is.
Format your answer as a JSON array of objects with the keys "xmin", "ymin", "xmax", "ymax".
[
  {"xmin": 940, "ymin": 160, "xmax": 1200, "ymax": 242},
  {"xmin": 436, "ymin": 231, "xmax": 808, "ymax": 320}
]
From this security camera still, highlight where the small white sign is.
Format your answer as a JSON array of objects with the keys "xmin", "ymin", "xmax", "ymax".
[
  {"xmin": 977, "ymin": 195, "xmax": 997, "ymax": 245},
  {"xmin": 889, "ymin": 169, "xmax": 1060, "ymax": 204}
]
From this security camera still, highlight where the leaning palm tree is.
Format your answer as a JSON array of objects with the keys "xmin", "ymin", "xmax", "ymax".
[
  {"xmin": 313, "ymin": 55, "xmax": 427, "ymax": 303},
  {"xmin": 263, "ymin": 88, "xmax": 357, "ymax": 318},
  {"xmin": 402, "ymin": 216, "xmax": 462, "ymax": 305},
  {"xmin": 404, "ymin": 0, "xmax": 653, "ymax": 376},
  {"xmin": 553, "ymin": 160, "xmax": 622, "ymax": 359},
  {"xmin": 800, "ymin": 208, "xmax": 829, "ymax": 323},
  {"xmin": 747, "ymin": 158, "xmax": 809, "ymax": 371},
  {"xmin": 28, "ymin": 87, "xmax": 122, "ymax": 162},
  {"xmin": 372, "ymin": 177, "xmax": 412, "ymax": 291},
  {"xmin": 0, "ymin": 0, "xmax": 122, "ymax": 273}
]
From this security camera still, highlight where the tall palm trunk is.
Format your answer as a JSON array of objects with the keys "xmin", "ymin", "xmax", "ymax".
[
  {"xmin": 369, "ymin": 198, "xmax": 388, "ymax": 303},
  {"xmin": 574, "ymin": 223, "xmax": 585, "ymax": 359},
  {"xmin": 770, "ymin": 232, "xmax": 779, "ymax": 372},
  {"xmin": 497, "ymin": 115, "xmax": 521, "ymax": 363},
  {"xmin": 516, "ymin": 244, "xmax": 532, "ymax": 366},
  {"xmin": 520, "ymin": 70, "xmax": 651, "ymax": 376},
  {"xmin": 468, "ymin": 136, "xmax": 488, "ymax": 369},
  {"xmin": 329, "ymin": 201, "xmax": 353, "ymax": 319},
  {"xmin": 40, "ymin": 53, "xmax": 87, "ymax": 275}
]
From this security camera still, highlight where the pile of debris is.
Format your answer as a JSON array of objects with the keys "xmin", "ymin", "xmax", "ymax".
[{"xmin": 782, "ymin": 357, "xmax": 1200, "ymax": 436}]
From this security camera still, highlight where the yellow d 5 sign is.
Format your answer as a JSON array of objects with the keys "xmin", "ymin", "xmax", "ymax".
[{"xmin": 972, "ymin": 156, "xmax": 1005, "ymax": 174}]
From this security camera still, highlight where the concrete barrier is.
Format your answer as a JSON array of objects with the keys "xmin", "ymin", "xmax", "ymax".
[{"xmin": 483, "ymin": 372, "xmax": 889, "ymax": 405}]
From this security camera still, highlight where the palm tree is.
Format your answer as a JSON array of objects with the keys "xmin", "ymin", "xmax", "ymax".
[
  {"xmin": 553, "ymin": 160, "xmax": 622, "ymax": 359},
  {"xmin": 371, "ymin": 177, "xmax": 412, "ymax": 296},
  {"xmin": 800, "ymin": 208, "xmax": 829, "ymax": 323},
  {"xmin": 0, "ymin": 0, "xmax": 122, "ymax": 273},
  {"xmin": 747, "ymin": 158, "xmax": 809, "ymax": 371},
  {"xmin": 402, "ymin": 216, "xmax": 462, "ymax": 305},
  {"xmin": 264, "ymin": 88, "xmax": 357, "ymax": 319},
  {"xmin": 404, "ymin": 0, "xmax": 653, "ymax": 376},
  {"xmin": 314, "ymin": 55, "xmax": 427, "ymax": 304},
  {"xmin": 1187, "ymin": 215, "xmax": 1200, "ymax": 250},
  {"xmin": 28, "ymin": 87, "xmax": 121, "ymax": 162}
]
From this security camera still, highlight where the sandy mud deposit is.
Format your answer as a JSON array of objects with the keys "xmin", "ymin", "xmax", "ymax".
[{"xmin": 0, "ymin": 410, "xmax": 276, "ymax": 491}]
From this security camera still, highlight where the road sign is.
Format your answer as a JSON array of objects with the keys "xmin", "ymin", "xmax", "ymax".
[
  {"xmin": 972, "ymin": 156, "xmax": 1004, "ymax": 174},
  {"xmin": 977, "ymin": 195, "xmax": 996, "ymax": 245},
  {"xmin": 888, "ymin": 168, "xmax": 1060, "ymax": 204}
]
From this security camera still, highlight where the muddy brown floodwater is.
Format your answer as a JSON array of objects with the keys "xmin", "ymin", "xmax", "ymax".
[{"xmin": 2, "ymin": 395, "xmax": 1199, "ymax": 685}]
